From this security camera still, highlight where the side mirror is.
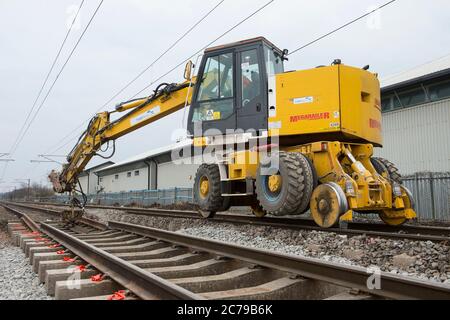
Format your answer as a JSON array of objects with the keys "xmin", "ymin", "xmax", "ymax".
[
  {"xmin": 281, "ymin": 49, "xmax": 289, "ymax": 61},
  {"xmin": 184, "ymin": 60, "xmax": 194, "ymax": 81}
]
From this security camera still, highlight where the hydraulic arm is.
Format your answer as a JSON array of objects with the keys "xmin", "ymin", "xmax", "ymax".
[{"xmin": 49, "ymin": 81, "xmax": 194, "ymax": 195}]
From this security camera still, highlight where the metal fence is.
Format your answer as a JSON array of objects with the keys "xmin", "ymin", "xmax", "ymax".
[
  {"xmin": 26, "ymin": 173, "xmax": 450, "ymax": 222},
  {"xmin": 402, "ymin": 172, "xmax": 450, "ymax": 222},
  {"xmin": 32, "ymin": 188, "xmax": 194, "ymax": 207}
]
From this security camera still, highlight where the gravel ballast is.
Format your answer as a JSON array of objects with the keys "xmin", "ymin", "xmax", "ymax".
[
  {"xmin": 0, "ymin": 207, "xmax": 52, "ymax": 300},
  {"xmin": 18, "ymin": 204, "xmax": 450, "ymax": 285},
  {"xmin": 0, "ymin": 246, "xmax": 52, "ymax": 300},
  {"xmin": 82, "ymin": 208, "xmax": 450, "ymax": 285}
]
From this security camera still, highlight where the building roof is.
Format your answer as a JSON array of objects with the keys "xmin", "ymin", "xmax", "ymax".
[
  {"xmin": 381, "ymin": 53, "xmax": 450, "ymax": 90},
  {"xmin": 97, "ymin": 139, "xmax": 193, "ymax": 173},
  {"xmin": 205, "ymin": 36, "xmax": 283, "ymax": 54},
  {"xmin": 79, "ymin": 161, "xmax": 115, "ymax": 177}
]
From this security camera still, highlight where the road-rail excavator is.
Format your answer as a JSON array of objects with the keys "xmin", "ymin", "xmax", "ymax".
[{"xmin": 49, "ymin": 37, "xmax": 417, "ymax": 228}]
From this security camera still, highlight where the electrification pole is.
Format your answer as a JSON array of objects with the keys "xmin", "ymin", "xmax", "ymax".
[{"xmin": 15, "ymin": 179, "xmax": 31, "ymax": 201}]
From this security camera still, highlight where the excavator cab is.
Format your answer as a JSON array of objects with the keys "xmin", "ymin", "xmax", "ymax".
[{"xmin": 187, "ymin": 37, "xmax": 285, "ymax": 136}]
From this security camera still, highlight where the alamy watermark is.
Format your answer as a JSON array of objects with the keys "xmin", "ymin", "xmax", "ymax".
[
  {"xmin": 366, "ymin": 266, "xmax": 382, "ymax": 290},
  {"xmin": 366, "ymin": 5, "xmax": 383, "ymax": 30},
  {"xmin": 66, "ymin": 4, "xmax": 82, "ymax": 31},
  {"xmin": 170, "ymin": 126, "xmax": 280, "ymax": 176}
]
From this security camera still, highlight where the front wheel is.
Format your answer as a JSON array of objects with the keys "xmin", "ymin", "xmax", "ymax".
[
  {"xmin": 255, "ymin": 152, "xmax": 314, "ymax": 216},
  {"xmin": 194, "ymin": 164, "xmax": 225, "ymax": 219}
]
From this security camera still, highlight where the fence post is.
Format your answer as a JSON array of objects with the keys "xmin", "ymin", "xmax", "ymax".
[
  {"xmin": 174, "ymin": 187, "xmax": 178, "ymax": 205},
  {"xmin": 429, "ymin": 173, "xmax": 436, "ymax": 220}
]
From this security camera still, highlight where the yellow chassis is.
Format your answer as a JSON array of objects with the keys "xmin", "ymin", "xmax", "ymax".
[{"xmin": 227, "ymin": 141, "xmax": 417, "ymax": 225}]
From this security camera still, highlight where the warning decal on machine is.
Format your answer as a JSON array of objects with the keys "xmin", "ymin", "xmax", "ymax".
[
  {"xmin": 292, "ymin": 96, "xmax": 314, "ymax": 105},
  {"xmin": 131, "ymin": 106, "xmax": 161, "ymax": 126}
]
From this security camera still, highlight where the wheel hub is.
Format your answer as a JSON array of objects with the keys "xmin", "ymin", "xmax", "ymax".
[
  {"xmin": 199, "ymin": 177, "xmax": 210, "ymax": 199},
  {"xmin": 268, "ymin": 175, "xmax": 282, "ymax": 193},
  {"xmin": 318, "ymin": 198, "xmax": 330, "ymax": 213},
  {"xmin": 310, "ymin": 183, "xmax": 348, "ymax": 228}
]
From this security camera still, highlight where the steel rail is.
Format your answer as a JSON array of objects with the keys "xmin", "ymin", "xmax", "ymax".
[
  {"xmin": 39, "ymin": 222, "xmax": 202, "ymax": 300},
  {"xmin": 1, "ymin": 202, "xmax": 107, "ymax": 230},
  {"xmin": 14, "ymin": 201, "xmax": 449, "ymax": 242},
  {"xmin": 2, "ymin": 203, "xmax": 191, "ymax": 300},
  {"xmin": 2, "ymin": 204, "xmax": 41, "ymax": 232},
  {"xmin": 114, "ymin": 208, "xmax": 450, "ymax": 242},
  {"xmin": 109, "ymin": 221, "xmax": 450, "ymax": 300},
  {"xmin": 23, "ymin": 201, "xmax": 450, "ymax": 237}
]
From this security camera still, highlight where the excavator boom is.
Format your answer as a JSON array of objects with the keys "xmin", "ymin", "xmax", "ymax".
[{"xmin": 50, "ymin": 80, "xmax": 194, "ymax": 194}]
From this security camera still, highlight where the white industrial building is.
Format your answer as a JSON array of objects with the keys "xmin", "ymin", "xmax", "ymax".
[
  {"xmin": 80, "ymin": 56, "xmax": 450, "ymax": 195},
  {"xmin": 78, "ymin": 161, "xmax": 114, "ymax": 195},
  {"xmin": 376, "ymin": 54, "xmax": 450, "ymax": 174},
  {"xmin": 94, "ymin": 140, "xmax": 199, "ymax": 194}
]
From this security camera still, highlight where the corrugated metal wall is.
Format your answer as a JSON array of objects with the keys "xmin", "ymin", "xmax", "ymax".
[
  {"xmin": 375, "ymin": 98, "xmax": 450, "ymax": 175},
  {"xmin": 403, "ymin": 172, "xmax": 450, "ymax": 222}
]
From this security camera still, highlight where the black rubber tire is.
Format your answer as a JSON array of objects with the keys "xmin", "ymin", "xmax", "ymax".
[
  {"xmin": 304, "ymin": 156, "xmax": 319, "ymax": 191},
  {"xmin": 290, "ymin": 153, "xmax": 315, "ymax": 215},
  {"xmin": 255, "ymin": 152, "xmax": 312, "ymax": 216},
  {"xmin": 372, "ymin": 157, "xmax": 402, "ymax": 185},
  {"xmin": 194, "ymin": 164, "xmax": 225, "ymax": 217},
  {"xmin": 218, "ymin": 196, "xmax": 231, "ymax": 212},
  {"xmin": 370, "ymin": 157, "xmax": 388, "ymax": 177}
]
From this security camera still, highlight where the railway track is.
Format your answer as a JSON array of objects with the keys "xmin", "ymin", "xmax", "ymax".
[
  {"xmin": 12, "ymin": 201, "xmax": 450, "ymax": 242},
  {"xmin": 2, "ymin": 203, "xmax": 450, "ymax": 300}
]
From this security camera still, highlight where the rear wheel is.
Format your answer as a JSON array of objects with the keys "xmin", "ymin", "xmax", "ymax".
[
  {"xmin": 255, "ymin": 152, "xmax": 314, "ymax": 216},
  {"xmin": 194, "ymin": 164, "xmax": 225, "ymax": 219},
  {"xmin": 371, "ymin": 157, "xmax": 402, "ymax": 185}
]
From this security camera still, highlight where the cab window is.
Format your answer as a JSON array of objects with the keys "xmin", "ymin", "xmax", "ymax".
[
  {"xmin": 193, "ymin": 53, "xmax": 234, "ymax": 122},
  {"xmin": 241, "ymin": 49, "xmax": 261, "ymax": 106},
  {"xmin": 264, "ymin": 46, "xmax": 284, "ymax": 77}
]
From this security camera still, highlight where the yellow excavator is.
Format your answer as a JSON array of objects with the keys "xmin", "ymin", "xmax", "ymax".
[{"xmin": 49, "ymin": 37, "xmax": 416, "ymax": 228}]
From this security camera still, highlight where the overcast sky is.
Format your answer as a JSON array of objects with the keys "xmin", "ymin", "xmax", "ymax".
[{"xmin": 0, "ymin": 0, "xmax": 449, "ymax": 192}]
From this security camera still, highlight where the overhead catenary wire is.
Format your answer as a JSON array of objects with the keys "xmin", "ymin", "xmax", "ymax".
[
  {"xmin": 50, "ymin": 0, "xmax": 393, "ymax": 156},
  {"xmin": 288, "ymin": 0, "xmax": 398, "ymax": 56},
  {"xmin": 8, "ymin": 0, "xmax": 85, "ymax": 156},
  {"xmin": 131, "ymin": 0, "xmax": 275, "ymax": 99},
  {"xmin": 96, "ymin": 0, "xmax": 226, "ymax": 113},
  {"xmin": 46, "ymin": 0, "xmax": 274, "ymax": 155},
  {"xmin": 10, "ymin": 0, "xmax": 105, "ymax": 156},
  {"xmin": 45, "ymin": 0, "xmax": 227, "ymax": 155}
]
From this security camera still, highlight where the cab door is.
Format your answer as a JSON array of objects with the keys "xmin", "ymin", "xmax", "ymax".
[
  {"xmin": 236, "ymin": 45, "xmax": 268, "ymax": 132},
  {"xmin": 188, "ymin": 51, "xmax": 237, "ymax": 136}
]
